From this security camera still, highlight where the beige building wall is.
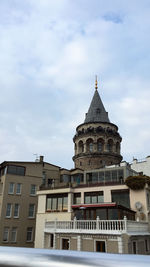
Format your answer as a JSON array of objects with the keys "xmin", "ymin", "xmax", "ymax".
[{"xmin": 0, "ymin": 159, "xmax": 61, "ymax": 247}]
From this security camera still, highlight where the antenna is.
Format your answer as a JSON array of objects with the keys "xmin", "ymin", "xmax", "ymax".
[{"xmin": 33, "ymin": 154, "xmax": 39, "ymax": 162}]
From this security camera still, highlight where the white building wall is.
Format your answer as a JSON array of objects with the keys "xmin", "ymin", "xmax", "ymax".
[{"xmin": 131, "ymin": 156, "xmax": 150, "ymax": 176}]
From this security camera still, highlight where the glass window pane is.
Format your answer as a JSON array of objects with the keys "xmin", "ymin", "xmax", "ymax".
[
  {"xmin": 98, "ymin": 194, "xmax": 104, "ymax": 203},
  {"xmin": 47, "ymin": 198, "xmax": 52, "ymax": 210},
  {"xmin": 108, "ymin": 208, "xmax": 118, "ymax": 220},
  {"xmin": 28, "ymin": 204, "xmax": 35, "ymax": 217},
  {"xmin": 73, "ymin": 193, "xmax": 81, "ymax": 204},
  {"xmin": 111, "ymin": 190, "xmax": 130, "ymax": 208},
  {"xmin": 9, "ymin": 183, "xmax": 14, "ymax": 194},
  {"xmin": 105, "ymin": 171, "xmax": 111, "ymax": 182},
  {"xmin": 96, "ymin": 209, "xmax": 107, "ymax": 220},
  {"xmin": 6, "ymin": 203, "xmax": 12, "ymax": 217},
  {"xmin": 58, "ymin": 198, "xmax": 62, "ymax": 210},
  {"xmin": 91, "ymin": 195, "xmax": 97, "ymax": 203},
  {"xmin": 52, "ymin": 198, "xmax": 57, "ymax": 210},
  {"xmin": 85, "ymin": 194, "xmax": 90, "ymax": 204},
  {"xmin": 99, "ymin": 172, "xmax": 104, "ymax": 182},
  {"xmin": 14, "ymin": 204, "xmax": 19, "ymax": 218},
  {"xmin": 11, "ymin": 228, "xmax": 17, "ymax": 242},
  {"xmin": 7, "ymin": 165, "xmax": 25, "ymax": 176},
  {"xmin": 30, "ymin": 185, "xmax": 36, "ymax": 195},
  {"xmin": 16, "ymin": 183, "xmax": 21, "ymax": 194},
  {"xmin": 26, "ymin": 227, "xmax": 33, "ymax": 241},
  {"xmin": 63, "ymin": 196, "xmax": 68, "ymax": 210},
  {"xmin": 3, "ymin": 227, "xmax": 9, "ymax": 242},
  {"xmin": 112, "ymin": 171, "xmax": 117, "ymax": 181},
  {"xmin": 92, "ymin": 173, "xmax": 98, "ymax": 183}
]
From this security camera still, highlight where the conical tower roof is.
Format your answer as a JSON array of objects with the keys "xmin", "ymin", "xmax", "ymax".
[{"xmin": 84, "ymin": 80, "xmax": 110, "ymax": 123}]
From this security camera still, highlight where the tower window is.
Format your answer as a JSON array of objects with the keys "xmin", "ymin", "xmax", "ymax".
[{"xmin": 89, "ymin": 143, "xmax": 93, "ymax": 152}]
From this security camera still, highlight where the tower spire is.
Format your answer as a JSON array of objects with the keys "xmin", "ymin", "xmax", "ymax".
[{"xmin": 95, "ymin": 75, "xmax": 98, "ymax": 90}]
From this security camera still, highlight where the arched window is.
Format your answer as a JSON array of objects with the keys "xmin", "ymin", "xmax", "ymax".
[
  {"xmin": 86, "ymin": 138, "xmax": 94, "ymax": 152},
  {"xmin": 89, "ymin": 142, "xmax": 93, "ymax": 152},
  {"xmin": 97, "ymin": 139, "xmax": 104, "ymax": 152},
  {"xmin": 107, "ymin": 139, "xmax": 113, "ymax": 152},
  {"xmin": 78, "ymin": 141, "xmax": 84, "ymax": 153}
]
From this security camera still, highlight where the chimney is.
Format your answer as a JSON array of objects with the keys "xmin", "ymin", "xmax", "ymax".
[{"xmin": 40, "ymin": 155, "xmax": 44, "ymax": 162}]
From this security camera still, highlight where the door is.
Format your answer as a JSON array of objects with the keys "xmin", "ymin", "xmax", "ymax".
[
  {"xmin": 62, "ymin": 238, "xmax": 70, "ymax": 250},
  {"xmin": 96, "ymin": 241, "xmax": 106, "ymax": 252}
]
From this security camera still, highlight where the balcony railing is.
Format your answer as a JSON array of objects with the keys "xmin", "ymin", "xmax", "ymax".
[{"xmin": 45, "ymin": 217, "xmax": 149, "ymax": 235}]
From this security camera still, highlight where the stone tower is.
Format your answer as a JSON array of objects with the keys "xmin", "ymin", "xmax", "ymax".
[{"xmin": 73, "ymin": 78, "xmax": 122, "ymax": 170}]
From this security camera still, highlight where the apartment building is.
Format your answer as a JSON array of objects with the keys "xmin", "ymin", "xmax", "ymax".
[
  {"xmin": 35, "ymin": 79, "xmax": 150, "ymax": 254},
  {"xmin": 0, "ymin": 156, "xmax": 60, "ymax": 247}
]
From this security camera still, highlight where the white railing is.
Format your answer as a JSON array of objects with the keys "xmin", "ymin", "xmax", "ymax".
[{"xmin": 45, "ymin": 217, "xmax": 149, "ymax": 235}]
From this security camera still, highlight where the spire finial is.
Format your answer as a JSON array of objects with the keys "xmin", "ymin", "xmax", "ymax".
[{"xmin": 95, "ymin": 75, "xmax": 98, "ymax": 90}]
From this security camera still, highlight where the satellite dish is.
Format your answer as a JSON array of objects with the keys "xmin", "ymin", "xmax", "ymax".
[{"xmin": 135, "ymin": 202, "xmax": 143, "ymax": 211}]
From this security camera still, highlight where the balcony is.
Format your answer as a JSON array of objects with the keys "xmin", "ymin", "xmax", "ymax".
[{"xmin": 44, "ymin": 217, "xmax": 150, "ymax": 235}]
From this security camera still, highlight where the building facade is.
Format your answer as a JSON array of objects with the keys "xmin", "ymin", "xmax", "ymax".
[
  {"xmin": 0, "ymin": 156, "xmax": 60, "ymax": 247},
  {"xmin": 35, "ymin": 80, "xmax": 150, "ymax": 254},
  {"xmin": 131, "ymin": 156, "xmax": 150, "ymax": 176}
]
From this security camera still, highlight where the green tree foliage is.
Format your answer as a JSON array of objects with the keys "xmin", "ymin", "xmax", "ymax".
[{"xmin": 125, "ymin": 175, "xmax": 150, "ymax": 190}]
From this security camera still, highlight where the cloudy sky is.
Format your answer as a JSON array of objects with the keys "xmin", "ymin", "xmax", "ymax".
[{"xmin": 0, "ymin": 0, "xmax": 150, "ymax": 168}]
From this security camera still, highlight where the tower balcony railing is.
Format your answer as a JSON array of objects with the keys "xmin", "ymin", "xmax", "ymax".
[{"xmin": 44, "ymin": 217, "xmax": 149, "ymax": 235}]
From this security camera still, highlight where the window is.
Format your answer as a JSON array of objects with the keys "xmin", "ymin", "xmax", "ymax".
[
  {"xmin": 73, "ymin": 193, "xmax": 81, "ymax": 204},
  {"xmin": 16, "ymin": 183, "xmax": 21, "ymax": 194},
  {"xmin": 30, "ymin": 185, "xmax": 36, "ymax": 196},
  {"xmin": 8, "ymin": 183, "xmax": 14, "ymax": 194},
  {"xmin": 28, "ymin": 204, "xmax": 35, "ymax": 218},
  {"xmin": 11, "ymin": 227, "xmax": 17, "ymax": 243},
  {"xmin": 89, "ymin": 143, "xmax": 93, "ymax": 152},
  {"xmin": 50, "ymin": 234, "xmax": 54, "ymax": 248},
  {"xmin": 86, "ymin": 172, "xmax": 98, "ymax": 183},
  {"xmin": 85, "ymin": 192, "xmax": 104, "ymax": 204},
  {"xmin": 3, "ymin": 227, "xmax": 9, "ymax": 242},
  {"xmin": 26, "ymin": 227, "xmax": 33, "ymax": 242},
  {"xmin": 111, "ymin": 190, "xmax": 130, "ymax": 208},
  {"xmin": 107, "ymin": 140, "xmax": 113, "ymax": 152},
  {"xmin": 7, "ymin": 165, "xmax": 25, "ymax": 176},
  {"xmin": 6, "ymin": 203, "xmax": 12, "ymax": 218},
  {"xmin": 46, "ymin": 194, "xmax": 68, "ymax": 211},
  {"xmin": 14, "ymin": 204, "xmax": 19, "ymax": 218}
]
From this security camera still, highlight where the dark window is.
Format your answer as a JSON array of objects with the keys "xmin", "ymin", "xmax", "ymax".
[
  {"xmin": 7, "ymin": 165, "xmax": 25, "ymax": 176},
  {"xmin": 71, "ymin": 174, "xmax": 83, "ymax": 184},
  {"xmin": 111, "ymin": 190, "xmax": 130, "ymax": 208},
  {"xmin": 86, "ymin": 172, "xmax": 98, "ymax": 183},
  {"xmin": 26, "ymin": 227, "xmax": 33, "ymax": 242},
  {"xmin": 73, "ymin": 193, "xmax": 81, "ymax": 204},
  {"xmin": 105, "ymin": 171, "xmax": 111, "ymax": 182},
  {"xmin": 46, "ymin": 194, "xmax": 68, "ymax": 211},
  {"xmin": 108, "ymin": 208, "xmax": 118, "ymax": 220},
  {"xmin": 96, "ymin": 209, "xmax": 107, "ymax": 220},
  {"xmin": 96, "ymin": 241, "xmax": 106, "ymax": 252},
  {"xmin": 99, "ymin": 172, "xmax": 104, "ymax": 182}
]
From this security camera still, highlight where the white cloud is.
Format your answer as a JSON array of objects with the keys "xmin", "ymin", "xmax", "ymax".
[{"xmin": 0, "ymin": 0, "xmax": 150, "ymax": 168}]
